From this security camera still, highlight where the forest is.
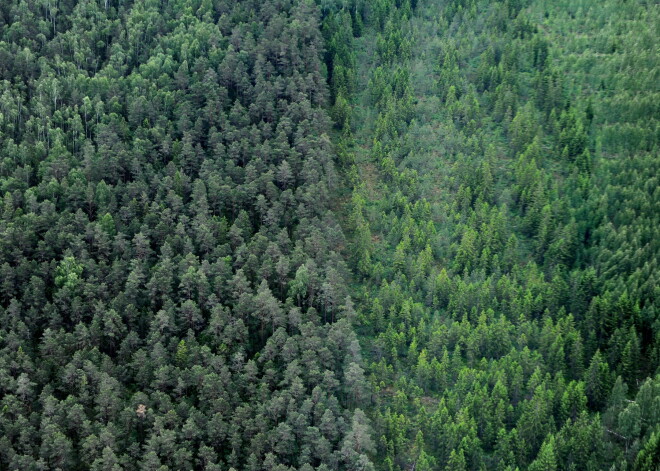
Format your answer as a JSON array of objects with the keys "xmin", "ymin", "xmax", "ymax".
[{"xmin": 0, "ymin": 0, "xmax": 657, "ymax": 470}]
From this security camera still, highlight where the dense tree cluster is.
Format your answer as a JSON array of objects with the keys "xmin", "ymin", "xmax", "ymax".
[
  {"xmin": 330, "ymin": 0, "xmax": 659, "ymax": 470},
  {"xmin": 0, "ymin": 1, "xmax": 373, "ymax": 470},
  {"xmin": 0, "ymin": 0, "xmax": 657, "ymax": 470}
]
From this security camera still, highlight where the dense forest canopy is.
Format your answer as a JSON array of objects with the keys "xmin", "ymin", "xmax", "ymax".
[{"xmin": 0, "ymin": 0, "xmax": 658, "ymax": 470}]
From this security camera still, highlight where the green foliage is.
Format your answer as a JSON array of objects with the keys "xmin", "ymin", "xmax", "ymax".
[
  {"xmin": 0, "ymin": 1, "xmax": 373, "ymax": 470},
  {"xmin": 0, "ymin": 0, "xmax": 657, "ymax": 470},
  {"xmin": 336, "ymin": 0, "xmax": 660, "ymax": 469},
  {"xmin": 54, "ymin": 255, "xmax": 84, "ymax": 290}
]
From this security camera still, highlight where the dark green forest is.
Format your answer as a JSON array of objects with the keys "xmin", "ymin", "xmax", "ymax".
[{"xmin": 0, "ymin": 0, "xmax": 657, "ymax": 470}]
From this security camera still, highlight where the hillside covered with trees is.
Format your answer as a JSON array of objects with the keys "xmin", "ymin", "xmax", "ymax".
[{"xmin": 0, "ymin": 0, "xmax": 658, "ymax": 470}]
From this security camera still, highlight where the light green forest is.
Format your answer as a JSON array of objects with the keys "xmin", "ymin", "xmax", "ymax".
[{"xmin": 0, "ymin": 0, "xmax": 658, "ymax": 470}]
